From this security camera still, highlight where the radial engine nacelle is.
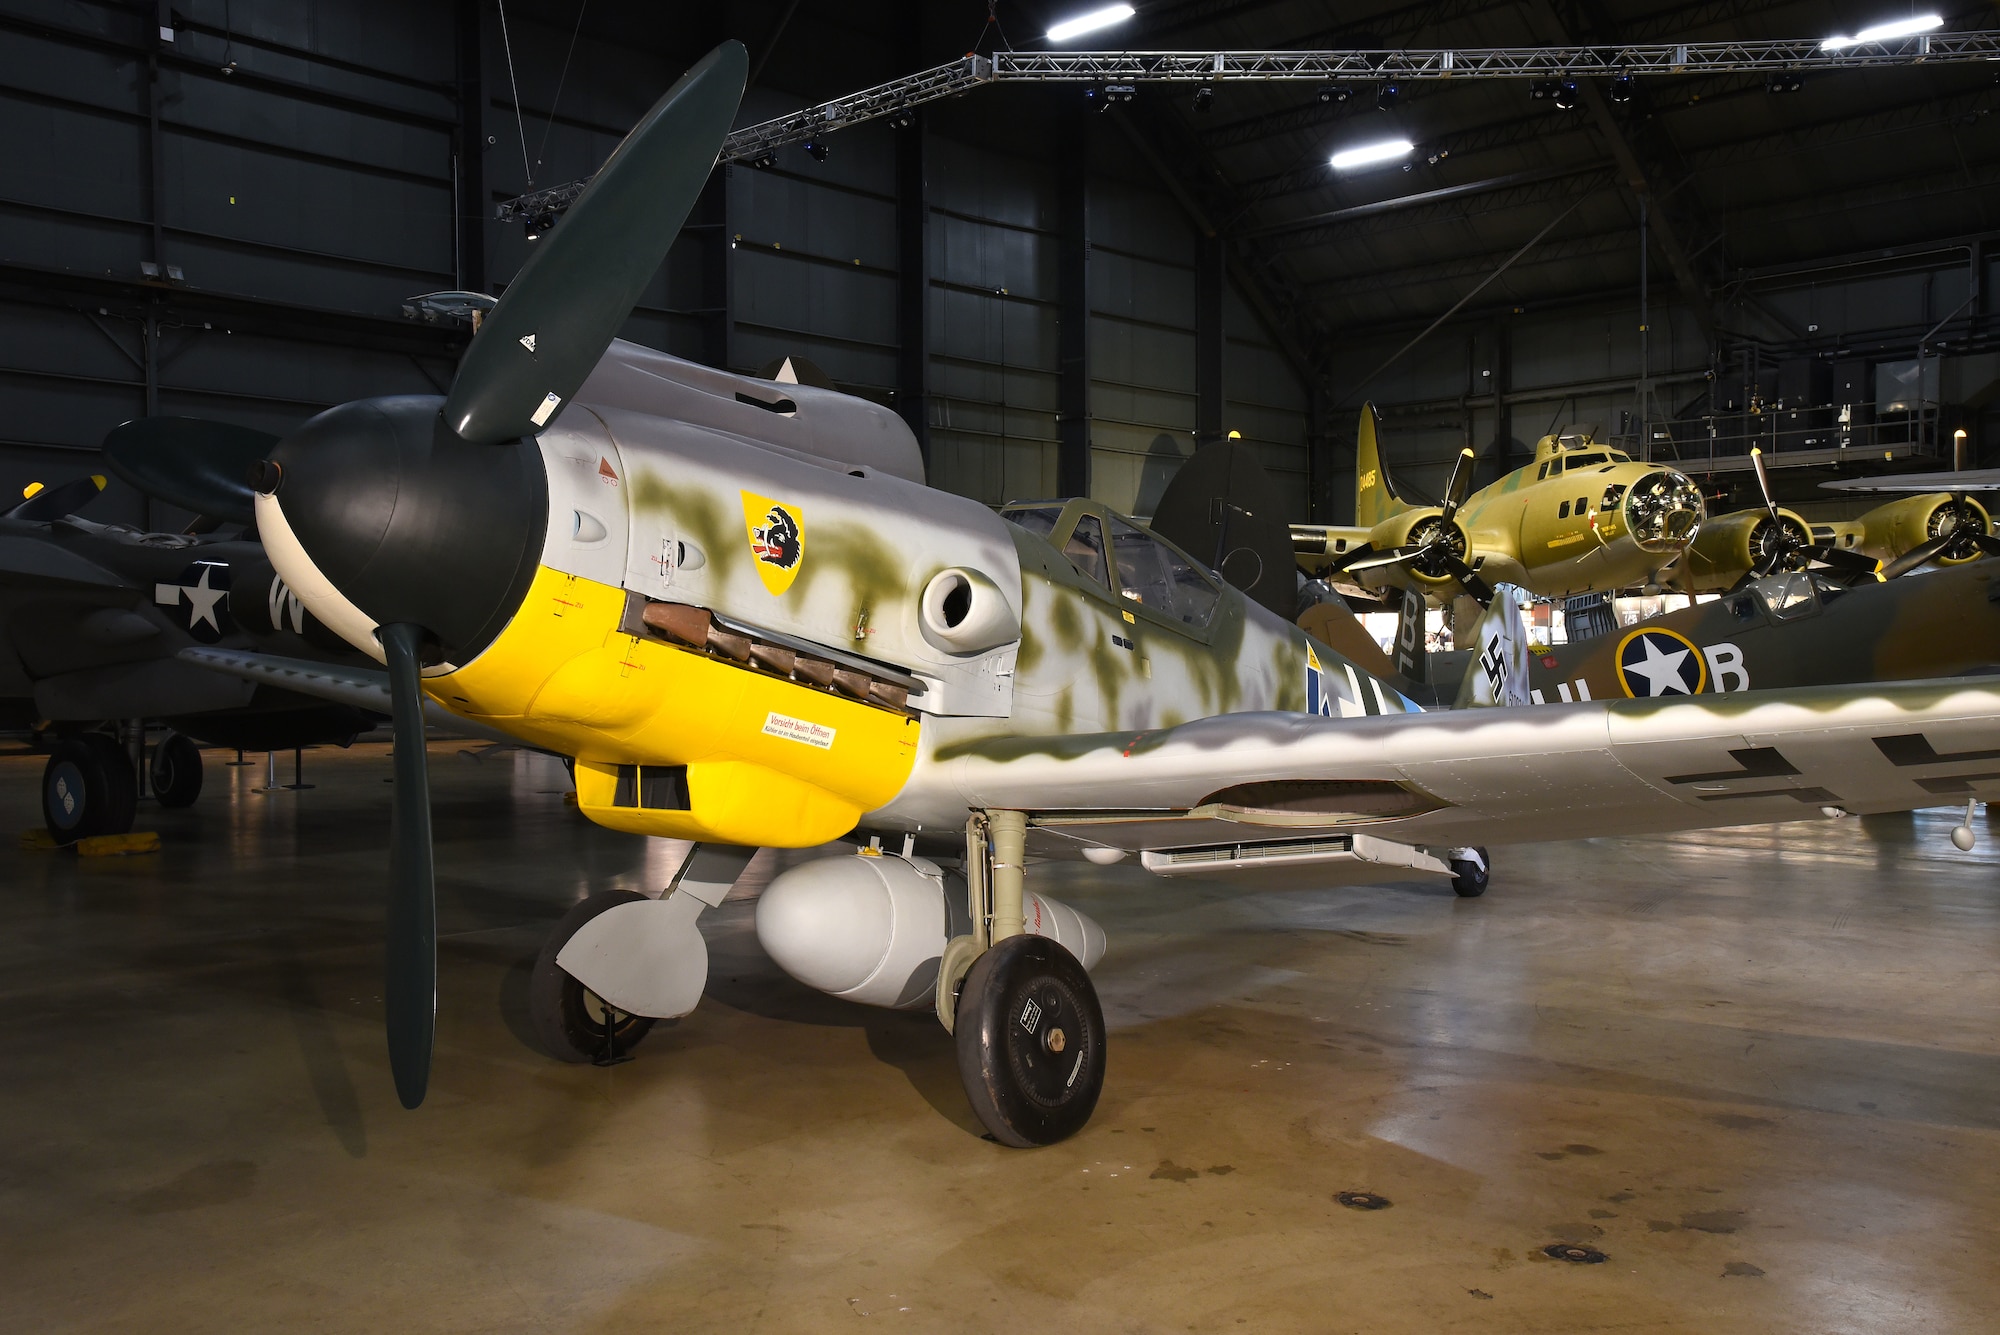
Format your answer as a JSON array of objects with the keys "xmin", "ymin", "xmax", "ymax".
[{"xmin": 756, "ymin": 850, "xmax": 1106, "ymax": 1010}]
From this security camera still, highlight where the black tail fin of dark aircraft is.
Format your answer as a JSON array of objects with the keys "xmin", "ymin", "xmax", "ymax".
[{"xmin": 1391, "ymin": 587, "xmax": 1427, "ymax": 685}]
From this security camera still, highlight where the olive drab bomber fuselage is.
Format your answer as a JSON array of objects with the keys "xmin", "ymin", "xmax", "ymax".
[
  {"xmin": 393, "ymin": 341, "xmax": 1409, "ymax": 851},
  {"xmin": 1293, "ymin": 410, "xmax": 1708, "ymax": 602}
]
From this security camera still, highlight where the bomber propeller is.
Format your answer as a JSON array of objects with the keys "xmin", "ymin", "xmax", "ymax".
[
  {"xmin": 1336, "ymin": 447, "xmax": 1495, "ymax": 605},
  {"xmin": 1733, "ymin": 447, "xmax": 1884, "ymax": 587}
]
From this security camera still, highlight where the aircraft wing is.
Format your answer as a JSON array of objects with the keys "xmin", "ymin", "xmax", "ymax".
[
  {"xmin": 178, "ymin": 647, "xmax": 525, "ymax": 747},
  {"xmin": 936, "ymin": 678, "xmax": 2000, "ymax": 866},
  {"xmin": 0, "ymin": 532, "xmax": 130, "ymax": 589},
  {"xmin": 1822, "ymin": 470, "xmax": 2000, "ymax": 494}
]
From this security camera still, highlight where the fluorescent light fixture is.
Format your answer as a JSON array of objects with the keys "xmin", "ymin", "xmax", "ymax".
[
  {"xmin": 1330, "ymin": 138, "xmax": 1414, "ymax": 170},
  {"xmin": 1047, "ymin": 4, "xmax": 1135, "ymax": 43},
  {"xmin": 1822, "ymin": 13, "xmax": 1941, "ymax": 49}
]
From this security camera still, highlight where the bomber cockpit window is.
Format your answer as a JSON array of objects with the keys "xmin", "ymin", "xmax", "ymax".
[
  {"xmin": 1564, "ymin": 452, "xmax": 1608, "ymax": 469},
  {"xmin": 1540, "ymin": 461, "xmax": 1556, "ymax": 478},
  {"xmin": 1106, "ymin": 515, "xmax": 1219, "ymax": 629},
  {"xmin": 1065, "ymin": 513, "xmax": 1110, "ymax": 587}
]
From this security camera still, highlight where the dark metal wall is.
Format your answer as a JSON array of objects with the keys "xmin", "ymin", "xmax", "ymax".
[
  {"xmin": 0, "ymin": 0, "xmax": 1315, "ymax": 534},
  {"xmin": 0, "ymin": 0, "xmax": 471, "ymax": 528}
]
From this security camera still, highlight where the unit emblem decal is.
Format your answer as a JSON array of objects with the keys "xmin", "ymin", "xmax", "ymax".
[
  {"xmin": 741, "ymin": 491, "xmax": 805, "ymax": 595},
  {"xmin": 154, "ymin": 560, "xmax": 233, "ymax": 644},
  {"xmin": 1614, "ymin": 627, "xmax": 1708, "ymax": 697}
]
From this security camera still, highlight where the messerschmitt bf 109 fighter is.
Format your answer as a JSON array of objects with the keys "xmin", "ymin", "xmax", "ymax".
[{"xmin": 188, "ymin": 44, "xmax": 2000, "ymax": 1147}]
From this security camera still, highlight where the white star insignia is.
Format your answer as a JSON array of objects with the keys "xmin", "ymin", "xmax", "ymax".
[{"xmin": 1624, "ymin": 636, "xmax": 1693, "ymax": 695}]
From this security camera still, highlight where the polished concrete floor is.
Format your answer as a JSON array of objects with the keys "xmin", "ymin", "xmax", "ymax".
[{"xmin": 2, "ymin": 741, "xmax": 1998, "ymax": 1333}]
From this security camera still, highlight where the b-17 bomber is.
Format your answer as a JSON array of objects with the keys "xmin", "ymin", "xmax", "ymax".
[{"xmin": 1293, "ymin": 413, "xmax": 1706, "ymax": 607}]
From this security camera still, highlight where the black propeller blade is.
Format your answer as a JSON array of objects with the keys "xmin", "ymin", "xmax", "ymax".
[
  {"xmin": 1438, "ymin": 447, "xmax": 1476, "ymax": 524},
  {"xmin": 1436, "ymin": 551, "xmax": 1495, "ymax": 605},
  {"xmin": 102, "ymin": 417, "xmax": 280, "ymax": 525},
  {"xmin": 346, "ymin": 43, "xmax": 749, "ymax": 1109},
  {"xmin": 441, "ymin": 41, "xmax": 748, "ymax": 445},
  {"xmin": 379, "ymin": 621, "xmax": 437, "ymax": 1109},
  {"xmin": 6, "ymin": 473, "xmax": 106, "ymax": 521}
]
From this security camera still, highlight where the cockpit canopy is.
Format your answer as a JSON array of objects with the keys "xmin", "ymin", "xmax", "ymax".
[{"xmin": 1001, "ymin": 500, "xmax": 1224, "ymax": 630}]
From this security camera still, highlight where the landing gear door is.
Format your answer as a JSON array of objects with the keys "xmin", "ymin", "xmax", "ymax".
[{"xmin": 535, "ymin": 407, "xmax": 629, "ymax": 591}]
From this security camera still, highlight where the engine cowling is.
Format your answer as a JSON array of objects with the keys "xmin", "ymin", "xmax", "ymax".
[
  {"xmin": 1851, "ymin": 493, "xmax": 1991, "ymax": 565},
  {"xmin": 1680, "ymin": 507, "xmax": 1810, "ymax": 592},
  {"xmin": 1360, "ymin": 508, "xmax": 1465, "ymax": 590},
  {"xmin": 755, "ymin": 851, "xmax": 1106, "ymax": 1010}
]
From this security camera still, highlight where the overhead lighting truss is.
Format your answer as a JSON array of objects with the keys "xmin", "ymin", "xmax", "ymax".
[{"xmin": 497, "ymin": 32, "xmax": 2000, "ymax": 221}]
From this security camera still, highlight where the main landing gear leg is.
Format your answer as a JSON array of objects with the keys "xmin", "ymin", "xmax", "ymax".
[{"xmin": 939, "ymin": 810, "xmax": 1107, "ymax": 1147}]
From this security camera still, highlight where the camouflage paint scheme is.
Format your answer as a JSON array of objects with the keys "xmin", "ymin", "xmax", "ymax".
[
  {"xmin": 1292, "ymin": 410, "xmax": 1704, "ymax": 602},
  {"xmin": 1528, "ymin": 561, "xmax": 2000, "ymax": 704},
  {"xmin": 238, "ymin": 344, "xmax": 2000, "ymax": 882}
]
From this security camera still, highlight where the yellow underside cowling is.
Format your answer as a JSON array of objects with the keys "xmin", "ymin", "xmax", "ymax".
[{"xmin": 427, "ymin": 565, "xmax": 920, "ymax": 848}]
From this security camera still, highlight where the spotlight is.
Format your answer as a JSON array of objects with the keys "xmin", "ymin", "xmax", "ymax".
[
  {"xmin": 1822, "ymin": 13, "xmax": 1942, "ymax": 50},
  {"xmin": 1317, "ymin": 84, "xmax": 1352, "ymax": 104},
  {"xmin": 1047, "ymin": 3, "xmax": 1135, "ymax": 43},
  {"xmin": 1552, "ymin": 79, "xmax": 1579, "ymax": 110},
  {"xmin": 1765, "ymin": 71, "xmax": 1804, "ymax": 94},
  {"xmin": 1330, "ymin": 137, "xmax": 1413, "ymax": 171},
  {"xmin": 747, "ymin": 152, "xmax": 778, "ymax": 170},
  {"xmin": 524, "ymin": 211, "xmax": 557, "ymax": 241},
  {"xmin": 1375, "ymin": 82, "xmax": 1398, "ymax": 111},
  {"xmin": 1192, "ymin": 85, "xmax": 1213, "ymax": 113},
  {"xmin": 804, "ymin": 139, "xmax": 829, "ymax": 162},
  {"xmin": 1530, "ymin": 79, "xmax": 1558, "ymax": 100},
  {"xmin": 1609, "ymin": 74, "xmax": 1634, "ymax": 103},
  {"xmin": 888, "ymin": 108, "xmax": 915, "ymax": 129}
]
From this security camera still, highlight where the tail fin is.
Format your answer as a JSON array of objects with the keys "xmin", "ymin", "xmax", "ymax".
[
  {"xmin": 1355, "ymin": 404, "xmax": 1408, "ymax": 529},
  {"xmin": 1391, "ymin": 588, "xmax": 1427, "ymax": 685},
  {"xmin": 1452, "ymin": 584, "xmax": 1533, "ymax": 708}
]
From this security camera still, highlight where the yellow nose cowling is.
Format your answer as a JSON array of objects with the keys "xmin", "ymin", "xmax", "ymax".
[{"xmin": 426, "ymin": 565, "xmax": 919, "ymax": 846}]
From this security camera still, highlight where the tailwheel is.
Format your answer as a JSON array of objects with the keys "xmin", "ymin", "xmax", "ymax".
[
  {"xmin": 42, "ymin": 734, "xmax": 138, "ymax": 844},
  {"xmin": 530, "ymin": 889, "xmax": 658, "ymax": 1063},
  {"xmin": 1450, "ymin": 847, "xmax": 1490, "ymax": 898},
  {"xmin": 955, "ymin": 934, "xmax": 1106, "ymax": 1147},
  {"xmin": 150, "ymin": 732, "xmax": 204, "ymax": 808}
]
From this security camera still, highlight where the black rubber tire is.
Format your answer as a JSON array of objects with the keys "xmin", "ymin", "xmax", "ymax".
[
  {"xmin": 150, "ymin": 732, "xmax": 204, "ymax": 808},
  {"xmin": 1450, "ymin": 847, "xmax": 1490, "ymax": 898},
  {"xmin": 530, "ymin": 890, "xmax": 658, "ymax": 1063},
  {"xmin": 42, "ymin": 735, "xmax": 138, "ymax": 844},
  {"xmin": 955, "ymin": 933, "xmax": 1106, "ymax": 1147}
]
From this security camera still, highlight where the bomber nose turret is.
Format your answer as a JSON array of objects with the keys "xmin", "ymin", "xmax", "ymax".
[
  {"xmin": 254, "ymin": 396, "xmax": 548, "ymax": 666},
  {"xmin": 1622, "ymin": 468, "xmax": 1705, "ymax": 553}
]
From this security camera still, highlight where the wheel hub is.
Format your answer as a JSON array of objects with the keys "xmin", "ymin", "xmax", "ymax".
[{"xmin": 1007, "ymin": 978, "xmax": 1090, "ymax": 1107}]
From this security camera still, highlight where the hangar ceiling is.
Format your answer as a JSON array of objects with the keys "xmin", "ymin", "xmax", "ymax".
[{"xmin": 0, "ymin": 0, "xmax": 1994, "ymax": 527}]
